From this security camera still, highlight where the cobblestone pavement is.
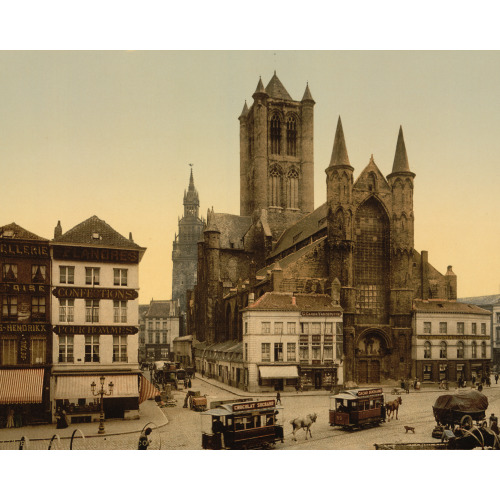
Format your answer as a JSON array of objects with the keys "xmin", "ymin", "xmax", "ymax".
[{"xmin": 2, "ymin": 376, "xmax": 499, "ymax": 450}]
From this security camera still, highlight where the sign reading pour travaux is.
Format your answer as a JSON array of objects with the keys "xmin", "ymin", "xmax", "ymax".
[{"xmin": 52, "ymin": 287, "xmax": 138, "ymax": 300}]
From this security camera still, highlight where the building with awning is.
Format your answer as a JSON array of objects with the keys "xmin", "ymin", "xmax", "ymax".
[
  {"xmin": 259, "ymin": 365, "xmax": 299, "ymax": 379},
  {"xmin": 0, "ymin": 368, "xmax": 45, "ymax": 404}
]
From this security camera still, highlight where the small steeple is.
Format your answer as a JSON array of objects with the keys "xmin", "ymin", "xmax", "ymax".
[
  {"xmin": 392, "ymin": 126, "xmax": 411, "ymax": 173},
  {"xmin": 204, "ymin": 208, "xmax": 220, "ymax": 233},
  {"xmin": 188, "ymin": 167, "xmax": 195, "ymax": 191},
  {"xmin": 238, "ymin": 101, "xmax": 249, "ymax": 119},
  {"xmin": 301, "ymin": 82, "xmax": 315, "ymax": 103},
  {"xmin": 329, "ymin": 116, "xmax": 351, "ymax": 168},
  {"xmin": 129, "ymin": 232, "xmax": 134, "ymax": 242},
  {"xmin": 54, "ymin": 220, "xmax": 62, "ymax": 239},
  {"xmin": 253, "ymin": 76, "xmax": 267, "ymax": 97}
]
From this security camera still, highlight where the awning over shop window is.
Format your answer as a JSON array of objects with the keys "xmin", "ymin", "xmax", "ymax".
[
  {"xmin": 139, "ymin": 375, "xmax": 160, "ymax": 404},
  {"xmin": 54, "ymin": 374, "xmax": 139, "ymax": 399},
  {"xmin": 259, "ymin": 365, "xmax": 299, "ymax": 379},
  {"xmin": 0, "ymin": 369, "xmax": 44, "ymax": 404}
]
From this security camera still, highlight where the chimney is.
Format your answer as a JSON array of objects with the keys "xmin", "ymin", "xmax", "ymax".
[
  {"xmin": 129, "ymin": 232, "xmax": 134, "ymax": 242},
  {"xmin": 271, "ymin": 262, "xmax": 283, "ymax": 292},
  {"xmin": 248, "ymin": 293, "xmax": 255, "ymax": 305},
  {"xmin": 292, "ymin": 296, "xmax": 296, "ymax": 306},
  {"xmin": 54, "ymin": 220, "xmax": 62, "ymax": 239}
]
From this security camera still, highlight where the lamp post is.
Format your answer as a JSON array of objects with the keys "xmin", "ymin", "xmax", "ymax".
[{"xmin": 90, "ymin": 376, "xmax": 114, "ymax": 435}]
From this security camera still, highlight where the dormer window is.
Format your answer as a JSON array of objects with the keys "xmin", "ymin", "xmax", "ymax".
[
  {"xmin": 92, "ymin": 232, "xmax": 100, "ymax": 240},
  {"xmin": 1, "ymin": 230, "xmax": 14, "ymax": 238}
]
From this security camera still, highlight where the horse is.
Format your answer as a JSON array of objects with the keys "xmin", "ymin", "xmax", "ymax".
[
  {"xmin": 448, "ymin": 425, "xmax": 500, "ymax": 450},
  {"xmin": 385, "ymin": 397, "xmax": 402, "ymax": 421},
  {"xmin": 290, "ymin": 413, "xmax": 318, "ymax": 441}
]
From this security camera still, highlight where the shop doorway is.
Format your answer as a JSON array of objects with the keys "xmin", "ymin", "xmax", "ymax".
[
  {"xmin": 314, "ymin": 371, "xmax": 322, "ymax": 389},
  {"xmin": 273, "ymin": 379, "xmax": 284, "ymax": 391}
]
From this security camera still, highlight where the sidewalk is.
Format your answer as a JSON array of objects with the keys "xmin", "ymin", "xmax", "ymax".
[
  {"xmin": 197, "ymin": 374, "xmax": 500, "ymax": 398},
  {"xmin": 0, "ymin": 399, "xmax": 168, "ymax": 445}
]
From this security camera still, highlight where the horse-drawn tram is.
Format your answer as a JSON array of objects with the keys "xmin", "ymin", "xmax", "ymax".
[
  {"xmin": 201, "ymin": 399, "xmax": 284, "ymax": 450},
  {"xmin": 330, "ymin": 387, "xmax": 385, "ymax": 430}
]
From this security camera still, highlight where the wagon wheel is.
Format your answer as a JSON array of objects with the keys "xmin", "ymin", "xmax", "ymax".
[{"xmin": 460, "ymin": 414, "xmax": 473, "ymax": 429}]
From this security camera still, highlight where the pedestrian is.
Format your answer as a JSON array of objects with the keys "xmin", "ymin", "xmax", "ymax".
[
  {"xmin": 404, "ymin": 379, "xmax": 410, "ymax": 394},
  {"xmin": 6, "ymin": 407, "xmax": 14, "ymax": 428},
  {"xmin": 276, "ymin": 390, "xmax": 281, "ymax": 405},
  {"xmin": 138, "ymin": 427, "xmax": 153, "ymax": 450},
  {"xmin": 184, "ymin": 378, "xmax": 188, "ymax": 389},
  {"xmin": 490, "ymin": 414, "xmax": 499, "ymax": 435},
  {"xmin": 486, "ymin": 376, "xmax": 491, "ymax": 388},
  {"xmin": 212, "ymin": 417, "xmax": 225, "ymax": 449},
  {"xmin": 495, "ymin": 374, "xmax": 499, "ymax": 384},
  {"xmin": 188, "ymin": 378, "xmax": 192, "ymax": 389},
  {"xmin": 472, "ymin": 375, "xmax": 476, "ymax": 386}
]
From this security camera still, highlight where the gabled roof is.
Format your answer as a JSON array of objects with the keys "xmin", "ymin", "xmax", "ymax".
[
  {"xmin": 213, "ymin": 213, "xmax": 252, "ymax": 249},
  {"xmin": 265, "ymin": 72, "xmax": 293, "ymax": 101},
  {"xmin": 269, "ymin": 203, "xmax": 328, "ymax": 259},
  {"xmin": 139, "ymin": 304, "xmax": 150, "ymax": 319},
  {"xmin": 146, "ymin": 300, "xmax": 179, "ymax": 318},
  {"xmin": 53, "ymin": 215, "xmax": 145, "ymax": 250},
  {"xmin": 0, "ymin": 222, "xmax": 47, "ymax": 241},
  {"xmin": 246, "ymin": 292, "xmax": 342, "ymax": 312},
  {"xmin": 353, "ymin": 156, "xmax": 391, "ymax": 192},
  {"xmin": 413, "ymin": 299, "xmax": 491, "ymax": 315},
  {"xmin": 459, "ymin": 294, "xmax": 500, "ymax": 307}
]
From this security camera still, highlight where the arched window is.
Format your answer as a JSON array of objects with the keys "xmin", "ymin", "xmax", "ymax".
[
  {"xmin": 286, "ymin": 116, "xmax": 297, "ymax": 156},
  {"xmin": 270, "ymin": 115, "xmax": 281, "ymax": 155},
  {"xmin": 424, "ymin": 341, "xmax": 431, "ymax": 359},
  {"xmin": 287, "ymin": 169, "xmax": 299, "ymax": 208},
  {"xmin": 471, "ymin": 341, "xmax": 477, "ymax": 358},
  {"xmin": 440, "ymin": 341, "xmax": 447, "ymax": 359},
  {"xmin": 269, "ymin": 166, "xmax": 282, "ymax": 207},
  {"xmin": 367, "ymin": 172, "xmax": 377, "ymax": 192},
  {"xmin": 457, "ymin": 341, "xmax": 464, "ymax": 359},
  {"xmin": 481, "ymin": 341, "xmax": 487, "ymax": 358}
]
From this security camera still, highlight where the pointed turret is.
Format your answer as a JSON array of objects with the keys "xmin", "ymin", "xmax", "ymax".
[
  {"xmin": 301, "ymin": 82, "xmax": 315, "ymax": 103},
  {"xmin": 252, "ymin": 76, "xmax": 267, "ymax": 98},
  {"xmin": 392, "ymin": 126, "xmax": 411, "ymax": 173},
  {"xmin": 238, "ymin": 101, "xmax": 249, "ymax": 120},
  {"xmin": 329, "ymin": 117, "xmax": 351, "ymax": 168}
]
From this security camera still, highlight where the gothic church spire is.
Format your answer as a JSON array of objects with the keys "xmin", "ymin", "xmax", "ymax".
[{"xmin": 329, "ymin": 116, "xmax": 351, "ymax": 168}]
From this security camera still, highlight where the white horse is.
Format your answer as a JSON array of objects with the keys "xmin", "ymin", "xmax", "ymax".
[{"xmin": 290, "ymin": 413, "xmax": 318, "ymax": 441}]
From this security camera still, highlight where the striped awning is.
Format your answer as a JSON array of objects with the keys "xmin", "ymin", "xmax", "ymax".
[
  {"xmin": 54, "ymin": 374, "xmax": 139, "ymax": 399},
  {"xmin": 139, "ymin": 374, "xmax": 160, "ymax": 404},
  {"xmin": 0, "ymin": 369, "xmax": 44, "ymax": 404},
  {"xmin": 259, "ymin": 365, "xmax": 299, "ymax": 379}
]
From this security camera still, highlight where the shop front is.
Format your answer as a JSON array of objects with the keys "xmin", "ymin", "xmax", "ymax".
[
  {"xmin": 258, "ymin": 365, "xmax": 299, "ymax": 392},
  {"xmin": 299, "ymin": 366, "xmax": 338, "ymax": 390}
]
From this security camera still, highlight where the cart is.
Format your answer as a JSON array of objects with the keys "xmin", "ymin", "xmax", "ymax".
[{"xmin": 375, "ymin": 442, "xmax": 448, "ymax": 450}]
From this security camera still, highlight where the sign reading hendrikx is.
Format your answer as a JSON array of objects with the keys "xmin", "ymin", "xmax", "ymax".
[
  {"xmin": 53, "ymin": 325, "xmax": 138, "ymax": 335},
  {"xmin": 52, "ymin": 245, "xmax": 139, "ymax": 264},
  {"xmin": 52, "ymin": 287, "xmax": 138, "ymax": 300},
  {"xmin": 0, "ymin": 324, "xmax": 50, "ymax": 334}
]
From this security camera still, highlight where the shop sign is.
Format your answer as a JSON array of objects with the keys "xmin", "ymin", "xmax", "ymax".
[
  {"xmin": 53, "ymin": 325, "xmax": 138, "ymax": 335},
  {"xmin": 232, "ymin": 400, "xmax": 275, "ymax": 412},
  {"xmin": 0, "ymin": 323, "xmax": 50, "ymax": 334},
  {"xmin": 53, "ymin": 245, "xmax": 139, "ymax": 264},
  {"xmin": 301, "ymin": 311, "xmax": 342, "ymax": 317},
  {"xmin": 19, "ymin": 334, "xmax": 29, "ymax": 363},
  {"xmin": 357, "ymin": 388, "xmax": 383, "ymax": 397},
  {"xmin": 53, "ymin": 287, "xmax": 138, "ymax": 300},
  {"xmin": 0, "ymin": 242, "xmax": 49, "ymax": 259},
  {"xmin": 0, "ymin": 284, "xmax": 47, "ymax": 294}
]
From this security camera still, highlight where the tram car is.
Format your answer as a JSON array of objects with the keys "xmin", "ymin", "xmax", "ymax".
[
  {"xmin": 330, "ymin": 387, "xmax": 386, "ymax": 430},
  {"xmin": 201, "ymin": 399, "xmax": 284, "ymax": 450}
]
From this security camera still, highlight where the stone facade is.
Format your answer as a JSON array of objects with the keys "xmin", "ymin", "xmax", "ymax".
[{"xmin": 189, "ymin": 73, "xmax": 458, "ymax": 387}]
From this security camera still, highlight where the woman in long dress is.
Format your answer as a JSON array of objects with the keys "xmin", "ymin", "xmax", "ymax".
[{"xmin": 6, "ymin": 407, "xmax": 14, "ymax": 428}]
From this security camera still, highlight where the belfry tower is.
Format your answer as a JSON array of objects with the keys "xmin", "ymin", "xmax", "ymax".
[
  {"xmin": 172, "ymin": 169, "xmax": 205, "ymax": 322},
  {"xmin": 239, "ymin": 72, "xmax": 315, "ymax": 232}
]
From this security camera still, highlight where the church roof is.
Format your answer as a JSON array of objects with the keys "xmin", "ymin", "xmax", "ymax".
[
  {"xmin": 52, "ymin": 215, "xmax": 144, "ymax": 250},
  {"xmin": 265, "ymin": 72, "xmax": 293, "ymax": 101},
  {"xmin": 213, "ymin": 213, "xmax": 252, "ymax": 249},
  {"xmin": 146, "ymin": 300, "xmax": 179, "ymax": 318},
  {"xmin": 246, "ymin": 292, "xmax": 342, "ymax": 312},
  {"xmin": 0, "ymin": 222, "xmax": 47, "ymax": 241},
  {"xmin": 269, "ymin": 203, "xmax": 328, "ymax": 259},
  {"xmin": 413, "ymin": 299, "xmax": 491, "ymax": 315},
  {"xmin": 459, "ymin": 294, "xmax": 500, "ymax": 307}
]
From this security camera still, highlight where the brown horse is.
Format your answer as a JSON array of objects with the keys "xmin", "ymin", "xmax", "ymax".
[{"xmin": 386, "ymin": 397, "xmax": 402, "ymax": 421}]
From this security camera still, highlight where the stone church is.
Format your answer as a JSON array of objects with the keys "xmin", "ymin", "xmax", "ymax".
[{"xmin": 188, "ymin": 73, "xmax": 456, "ymax": 386}]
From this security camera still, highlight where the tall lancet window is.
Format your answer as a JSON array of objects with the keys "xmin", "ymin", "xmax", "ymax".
[
  {"xmin": 269, "ymin": 166, "xmax": 282, "ymax": 207},
  {"xmin": 286, "ymin": 116, "xmax": 297, "ymax": 156},
  {"xmin": 270, "ymin": 115, "xmax": 281, "ymax": 154},
  {"xmin": 287, "ymin": 169, "xmax": 299, "ymax": 209}
]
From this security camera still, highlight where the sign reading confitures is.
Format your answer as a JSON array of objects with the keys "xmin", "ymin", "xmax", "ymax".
[
  {"xmin": 53, "ymin": 325, "xmax": 138, "ymax": 335},
  {"xmin": 52, "ymin": 245, "xmax": 139, "ymax": 264},
  {"xmin": 52, "ymin": 287, "xmax": 138, "ymax": 300}
]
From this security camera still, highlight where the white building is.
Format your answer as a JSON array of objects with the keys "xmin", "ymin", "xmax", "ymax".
[
  {"xmin": 50, "ymin": 216, "xmax": 148, "ymax": 422},
  {"xmin": 242, "ymin": 292, "xmax": 343, "ymax": 392},
  {"xmin": 412, "ymin": 299, "xmax": 491, "ymax": 383}
]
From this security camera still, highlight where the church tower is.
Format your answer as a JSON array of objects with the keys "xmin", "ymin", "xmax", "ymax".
[
  {"xmin": 172, "ymin": 169, "xmax": 205, "ymax": 323},
  {"xmin": 239, "ymin": 73, "xmax": 315, "ymax": 223}
]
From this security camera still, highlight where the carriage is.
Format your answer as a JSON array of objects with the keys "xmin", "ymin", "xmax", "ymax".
[
  {"xmin": 432, "ymin": 391, "xmax": 488, "ymax": 431},
  {"xmin": 329, "ymin": 387, "xmax": 386, "ymax": 430},
  {"xmin": 201, "ymin": 399, "xmax": 284, "ymax": 450}
]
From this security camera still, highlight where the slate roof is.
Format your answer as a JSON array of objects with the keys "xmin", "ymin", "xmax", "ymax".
[
  {"xmin": 269, "ymin": 203, "xmax": 328, "ymax": 258},
  {"xmin": 246, "ymin": 292, "xmax": 342, "ymax": 312},
  {"xmin": 146, "ymin": 300, "xmax": 179, "ymax": 318},
  {"xmin": 458, "ymin": 295, "xmax": 500, "ymax": 307},
  {"xmin": 413, "ymin": 300, "xmax": 491, "ymax": 315},
  {"xmin": 265, "ymin": 72, "xmax": 293, "ymax": 101},
  {"xmin": 53, "ymin": 215, "xmax": 145, "ymax": 250},
  {"xmin": 0, "ymin": 222, "xmax": 47, "ymax": 241},
  {"xmin": 139, "ymin": 304, "xmax": 149, "ymax": 319},
  {"xmin": 213, "ymin": 213, "xmax": 252, "ymax": 249}
]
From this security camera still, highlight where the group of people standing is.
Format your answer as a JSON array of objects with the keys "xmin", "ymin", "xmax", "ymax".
[{"xmin": 4, "ymin": 407, "xmax": 25, "ymax": 428}]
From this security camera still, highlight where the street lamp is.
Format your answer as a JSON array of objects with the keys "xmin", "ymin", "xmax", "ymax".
[{"xmin": 90, "ymin": 375, "xmax": 114, "ymax": 434}]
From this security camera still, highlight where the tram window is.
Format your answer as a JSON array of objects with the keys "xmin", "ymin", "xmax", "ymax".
[
  {"xmin": 351, "ymin": 401, "xmax": 357, "ymax": 409},
  {"xmin": 266, "ymin": 414, "xmax": 274, "ymax": 426},
  {"xmin": 374, "ymin": 400, "xmax": 381, "ymax": 408},
  {"xmin": 246, "ymin": 417, "xmax": 255, "ymax": 429},
  {"xmin": 369, "ymin": 400, "xmax": 375, "ymax": 409},
  {"xmin": 254, "ymin": 415, "xmax": 262, "ymax": 428},
  {"xmin": 235, "ymin": 418, "xmax": 245, "ymax": 431},
  {"xmin": 226, "ymin": 417, "xmax": 233, "ymax": 429}
]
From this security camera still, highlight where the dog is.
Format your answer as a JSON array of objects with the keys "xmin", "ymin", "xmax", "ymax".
[{"xmin": 404, "ymin": 425, "xmax": 415, "ymax": 434}]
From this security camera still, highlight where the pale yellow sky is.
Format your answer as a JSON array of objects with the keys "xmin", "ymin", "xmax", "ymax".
[{"xmin": 0, "ymin": 51, "xmax": 499, "ymax": 301}]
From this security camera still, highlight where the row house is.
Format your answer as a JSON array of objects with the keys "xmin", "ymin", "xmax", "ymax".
[
  {"xmin": 0, "ymin": 223, "xmax": 52, "ymax": 425},
  {"xmin": 412, "ymin": 299, "xmax": 491, "ymax": 383},
  {"xmin": 50, "ymin": 216, "xmax": 148, "ymax": 422}
]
